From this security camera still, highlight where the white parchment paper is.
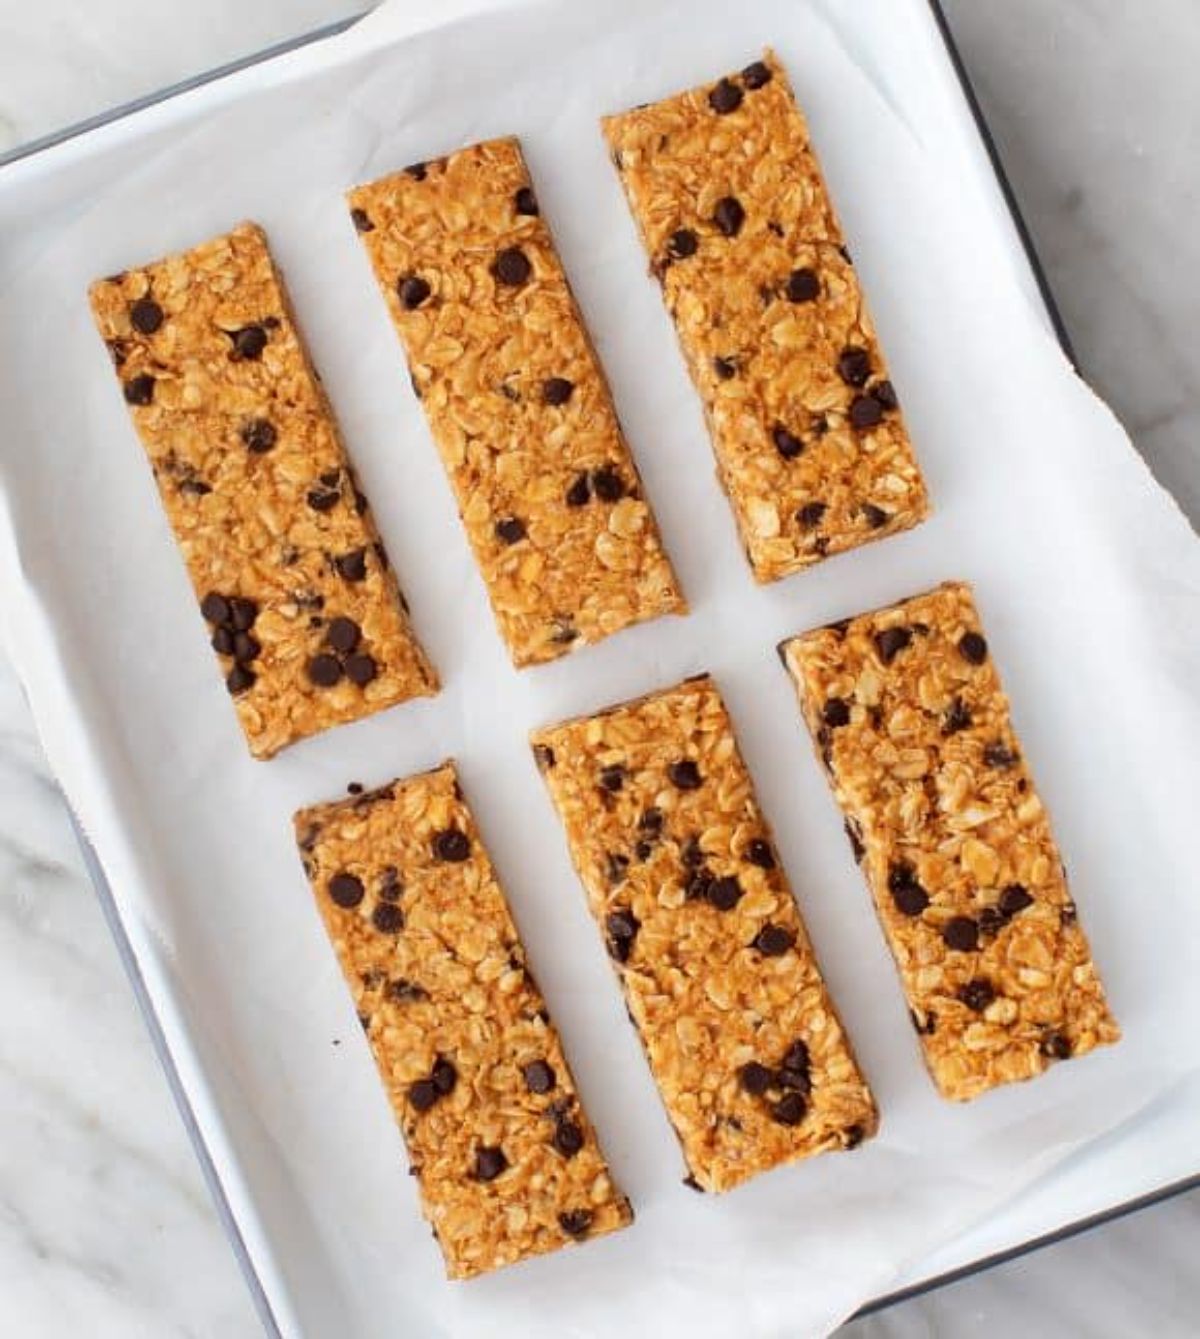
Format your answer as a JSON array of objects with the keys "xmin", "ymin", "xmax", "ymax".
[{"xmin": 2, "ymin": 1, "xmax": 1200, "ymax": 1335}]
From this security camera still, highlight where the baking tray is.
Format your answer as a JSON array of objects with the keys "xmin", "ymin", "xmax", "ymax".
[{"xmin": 2, "ymin": 4, "xmax": 1197, "ymax": 1333}]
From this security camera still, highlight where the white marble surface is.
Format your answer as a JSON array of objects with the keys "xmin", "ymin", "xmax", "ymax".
[{"xmin": 0, "ymin": 2, "xmax": 1196, "ymax": 1336}]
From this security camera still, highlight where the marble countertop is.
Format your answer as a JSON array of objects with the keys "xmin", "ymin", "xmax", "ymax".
[{"xmin": 0, "ymin": 1, "xmax": 1196, "ymax": 1335}]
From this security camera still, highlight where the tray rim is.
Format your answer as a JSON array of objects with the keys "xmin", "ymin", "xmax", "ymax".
[{"xmin": 5, "ymin": 3, "xmax": 1195, "ymax": 1332}]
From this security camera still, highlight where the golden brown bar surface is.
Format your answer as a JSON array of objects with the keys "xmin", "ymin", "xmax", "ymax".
[
  {"xmin": 781, "ymin": 582, "xmax": 1119, "ymax": 1101},
  {"xmin": 294, "ymin": 763, "xmax": 632, "ymax": 1279},
  {"xmin": 531, "ymin": 675, "xmax": 877, "ymax": 1193},
  {"xmin": 89, "ymin": 223, "xmax": 437, "ymax": 759},
  {"xmin": 347, "ymin": 138, "xmax": 685, "ymax": 668},
  {"xmin": 602, "ymin": 50, "xmax": 930, "ymax": 582}
]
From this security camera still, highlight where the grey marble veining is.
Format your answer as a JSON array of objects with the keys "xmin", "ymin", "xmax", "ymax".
[{"xmin": 0, "ymin": 2, "xmax": 1196, "ymax": 1336}]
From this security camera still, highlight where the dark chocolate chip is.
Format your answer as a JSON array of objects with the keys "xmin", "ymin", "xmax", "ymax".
[
  {"xmin": 553, "ymin": 1119, "xmax": 584, "ymax": 1158},
  {"xmin": 888, "ymin": 861, "xmax": 929, "ymax": 916},
  {"xmin": 668, "ymin": 759, "xmax": 703, "ymax": 790},
  {"xmin": 983, "ymin": 741, "xmax": 1017, "ymax": 768},
  {"xmin": 862, "ymin": 503, "xmax": 889, "ymax": 529},
  {"xmin": 335, "ymin": 548, "xmax": 368, "ymax": 582},
  {"xmin": 307, "ymin": 486, "xmax": 340, "ymax": 512},
  {"xmin": 329, "ymin": 872, "xmax": 365, "ymax": 908},
  {"xmin": 635, "ymin": 841, "xmax": 653, "ymax": 861},
  {"xmin": 772, "ymin": 423, "xmax": 804, "ymax": 459},
  {"xmin": 823, "ymin": 697, "xmax": 851, "ymax": 729},
  {"xmin": 566, "ymin": 472, "xmax": 591, "ymax": 507},
  {"xmin": 201, "ymin": 592, "xmax": 230, "ymax": 625},
  {"xmin": 786, "ymin": 268, "xmax": 821, "ymax": 303},
  {"xmin": 707, "ymin": 875, "xmax": 742, "ymax": 911},
  {"xmin": 226, "ymin": 664, "xmax": 256, "ymax": 695},
  {"xmin": 123, "ymin": 374, "xmax": 156, "ymax": 405},
  {"xmin": 130, "ymin": 297, "xmax": 164, "ymax": 334},
  {"xmin": 770, "ymin": 1092, "xmax": 807, "ymax": 1126},
  {"xmin": 943, "ymin": 916, "xmax": 979, "ymax": 952},
  {"xmin": 685, "ymin": 867, "xmax": 713, "ymax": 902},
  {"xmin": 591, "ymin": 465, "xmax": 625, "ymax": 502},
  {"xmin": 398, "ymin": 275, "xmax": 431, "ymax": 309},
  {"xmin": 797, "ymin": 501, "xmax": 827, "ymax": 530},
  {"xmin": 212, "ymin": 626, "xmax": 235, "ymax": 655},
  {"xmin": 524, "ymin": 1060, "xmax": 556, "ymax": 1094},
  {"xmin": 708, "ymin": 78, "xmax": 743, "ymax": 114},
  {"xmin": 232, "ymin": 632, "xmax": 260, "ymax": 663},
  {"xmin": 739, "ymin": 1061, "xmax": 773, "ymax": 1096},
  {"xmin": 845, "ymin": 819, "xmax": 865, "ymax": 863},
  {"xmin": 345, "ymin": 654, "xmax": 378, "ymax": 686},
  {"xmin": 999, "ymin": 884, "xmax": 1034, "ymax": 917},
  {"xmin": 781, "ymin": 1040, "xmax": 810, "ymax": 1076},
  {"xmin": 943, "ymin": 697, "xmax": 973, "ymax": 735},
  {"xmin": 681, "ymin": 835, "xmax": 704, "ymax": 868},
  {"xmin": 875, "ymin": 626, "xmax": 913, "ymax": 664},
  {"xmin": 433, "ymin": 828, "xmax": 470, "ymax": 862},
  {"xmin": 495, "ymin": 516, "xmax": 527, "ymax": 544},
  {"xmin": 752, "ymin": 923, "xmax": 794, "ymax": 956},
  {"xmin": 599, "ymin": 764, "xmax": 626, "ymax": 793},
  {"xmin": 350, "ymin": 207, "xmax": 374, "ymax": 233},
  {"xmin": 180, "ymin": 479, "xmax": 212, "ymax": 496},
  {"xmin": 605, "ymin": 908, "xmax": 640, "ymax": 962},
  {"xmin": 474, "ymin": 1146, "xmax": 509, "ymax": 1181},
  {"xmin": 959, "ymin": 979, "xmax": 996, "ymax": 1012},
  {"xmin": 1040, "ymin": 1030, "xmax": 1072, "ymax": 1060},
  {"xmin": 559, "ymin": 1209, "xmax": 593, "ymax": 1238},
  {"xmin": 713, "ymin": 355, "xmax": 737, "ymax": 380},
  {"xmin": 409, "ymin": 1080, "xmax": 438, "ymax": 1113},
  {"xmin": 326, "ymin": 616, "xmax": 361, "ymax": 653},
  {"xmin": 372, "ymin": 902, "xmax": 404, "ymax": 934},
  {"xmin": 405, "ymin": 161, "xmax": 427, "ymax": 180},
  {"xmin": 850, "ymin": 394, "xmax": 884, "ymax": 430},
  {"xmin": 872, "ymin": 379, "xmax": 899, "ymax": 410},
  {"xmin": 745, "ymin": 838, "xmax": 776, "ymax": 869},
  {"xmin": 307, "ymin": 654, "xmax": 343, "ymax": 687},
  {"xmin": 837, "ymin": 347, "xmax": 872, "ymax": 387},
  {"xmin": 534, "ymin": 744, "xmax": 556, "ymax": 771},
  {"xmin": 607, "ymin": 852, "xmax": 630, "ymax": 884},
  {"xmin": 978, "ymin": 906, "xmax": 1007, "ymax": 937},
  {"xmin": 240, "ymin": 418, "xmax": 277, "ymax": 453},
  {"xmin": 713, "ymin": 195, "xmax": 745, "ymax": 238},
  {"xmin": 386, "ymin": 977, "xmax": 428, "ymax": 1003},
  {"xmin": 959, "ymin": 632, "xmax": 989, "ymax": 665},
  {"xmin": 843, "ymin": 1124, "xmax": 866, "ymax": 1149},
  {"xmin": 667, "ymin": 228, "xmax": 698, "ymax": 260},
  {"xmin": 514, "ymin": 186, "xmax": 539, "ymax": 216},
  {"xmin": 378, "ymin": 867, "xmax": 403, "ymax": 901},
  {"xmin": 638, "ymin": 807, "xmax": 664, "ymax": 835},
  {"xmin": 742, "ymin": 60, "xmax": 772, "ymax": 89},
  {"xmin": 493, "ymin": 247, "xmax": 532, "ymax": 286},
  {"xmin": 431, "ymin": 1057, "xmax": 457, "ymax": 1095},
  {"xmin": 230, "ymin": 324, "xmax": 268, "ymax": 360},
  {"xmin": 542, "ymin": 376, "xmax": 574, "ymax": 406},
  {"xmin": 228, "ymin": 598, "xmax": 257, "ymax": 631}
]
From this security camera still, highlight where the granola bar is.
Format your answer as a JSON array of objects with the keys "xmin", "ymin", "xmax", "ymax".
[
  {"xmin": 89, "ymin": 223, "xmax": 437, "ymax": 759},
  {"xmin": 293, "ymin": 763, "xmax": 632, "ymax": 1279},
  {"xmin": 602, "ymin": 50, "xmax": 930, "ymax": 582},
  {"xmin": 531, "ymin": 675, "xmax": 877, "ymax": 1193},
  {"xmin": 347, "ymin": 138, "xmax": 685, "ymax": 667},
  {"xmin": 780, "ymin": 582, "xmax": 1120, "ymax": 1101}
]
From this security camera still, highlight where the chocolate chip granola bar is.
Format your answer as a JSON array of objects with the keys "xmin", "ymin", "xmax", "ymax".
[
  {"xmin": 294, "ymin": 763, "xmax": 632, "ymax": 1279},
  {"xmin": 531, "ymin": 675, "xmax": 878, "ymax": 1192},
  {"xmin": 89, "ymin": 223, "xmax": 437, "ymax": 759},
  {"xmin": 347, "ymin": 138, "xmax": 685, "ymax": 668},
  {"xmin": 602, "ymin": 50, "xmax": 930, "ymax": 582},
  {"xmin": 780, "ymin": 582, "xmax": 1119, "ymax": 1101}
]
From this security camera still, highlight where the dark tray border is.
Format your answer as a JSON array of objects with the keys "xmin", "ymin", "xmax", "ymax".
[{"xmin": 5, "ymin": 5, "xmax": 1194, "ymax": 1334}]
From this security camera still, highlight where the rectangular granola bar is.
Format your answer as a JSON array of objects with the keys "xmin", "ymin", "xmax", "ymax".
[
  {"xmin": 602, "ymin": 51, "xmax": 930, "ymax": 582},
  {"xmin": 531, "ymin": 675, "xmax": 877, "ymax": 1193},
  {"xmin": 780, "ymin": 582, "xmax": 1120, "ymax": 1101},
  {"xmin": 89, "ymin": 223, "xmax": 437, "ymax": 759},
  {"xmin": 293, "ymin": 763, "xmax": 632, "ymax": 1279},
  {"xmin": 347, "ymin": 138, "xmax": 685, "ymax": 668}
]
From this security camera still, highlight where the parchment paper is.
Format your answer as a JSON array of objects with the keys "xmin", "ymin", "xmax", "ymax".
[{"xmin": 1, "ymin": 1, "xmax": 1199, "ymax": 1335}]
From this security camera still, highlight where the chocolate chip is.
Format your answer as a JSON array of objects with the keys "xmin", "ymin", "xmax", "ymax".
[
  {"xmin": 534, "ymin": 744, "xmax": 556, "ymax": 771},
  {"xmin": 398, "ymin": 275, "xmax": 431, "ymax": 309},
  {"xmin": 1041, "ymin": 1030, "xmax": 1072, "ymax": 1060},
  {"xmin": 681, "ymin": 835, "xmax": 704, "ymax": 868},
  {"xmin": 739, "ymin": 1061, "xmax": 772, "ymax": 1096},
  {"xmin": 667, "ymin": 228, "xmax": 698, "ymax": 260},
  {"xmin": 212, "ymin": 627, "xmax": 235, "ymax": 655},
  {"xmin": 862, "ymin": 503, "xmax": 889, "ymax": 529},
  {"xmin": 752, "ymin": 923, "xmax": 794, "ymax": 956},
  {"xmin": 638, "ymin": 807, "xmax": 664, "ymax": 835},
  {"xmin": 307, "ymin": 654, "xmax": 342, "ymax": 687},
  {"xmin": 823, "ymin": 697, "xmax": 851, "ymax": 729},
  {"xmin": 742, "ymin": 60, "xmax": 772, "ymax": 89},
  {"xmin": 786, "ymin": 268, "xmax": 821, "ymax": 303},
  {"xmin": 232, "ymin": 632, "xmax": 260, "ymax": 663},
  {"xmin": 123, "ymin": 374, "xmax": 155, "ymax": 405},
  {"xmin": 685, "ymin": 867, "xmax": 713, "ymax": 902},
  {"xmin": 591, "ymin": 466, "xmax": 625, "ymax": 502},
  {"xmin": 433, "ymin": 828, "xmax": 470, "ymax": 862},
  {"xmin": 307, "ymin": 486, "xmax": 340, "ymax": 512},
  {"xmin": 709, "ymin": 78, "xmax": 743, "ymax": 114},
  {"xmin": 474, "ymin": 1146, "xmax": 508, "ymax": 1181},
  {"xmin": 978, "ymin": 906, "xmax": 1007, "ymax": 938},
  {"xmin": 911, "ymin": 1009, "xmax": 937, "ymax": 1035},
  {"xmin": 495, "ymin": 516, "xmax": 527, "ymax": 544},
  {"xmin": 668, "ymin": 760, "xmax": 702, "ymax": 790},
  {"xmin": 713, "ymin": 355, "xmax": 737, "ymax": 380},
  {"xmin": 999, "ymin": 884, "xmax": 1034, "ymax": 917},
  {"xmin": 325, "ymin": 617, "xmax": 361, "ymax": 653},
  {"xmin": 959, "ymin": 979, "xmax": 995, "ymax": 1012},
  {"xmin": 771, "ymin": 423, "xmax": 804, "ymax": 460},
  {"xmin": 405, "ymin": 161, "xmax": 427, "ymax": 180},
  {"xmin": 201, "ymin": 592, "xmax": 230, "ymax": 625},
  {"xmin": 797, "ymin": 501, "xmax": 827, "ymax": 530},
  {"xmin": 130, "ymin": 297, "xmax": 164, "ymax": 334},
  {"xmin": 872, "ymin": 379, "xmax": 899, "ymax": 410},
  {"xmin": 335, "ymin": 549, "xmax": 368, "ymax": 582},
  {"xmin": 983, "ymin": 741, "xmax": 1016, "ymax": 768},
  {"xmin": 565, "ymin": 472, "xmax": 591, "ymax": 507},
  {"xmin": 770, "ymin": 1092, "xmax": 807, "ymax": 1125},
  {"xmin": 409, "ymin": 1080, "xmax": 438, "ymax": 1113},
  {"xmin": 329, "ymin": 872, "xmax": 365, "ymax": 908},
  {"xmin": 599, "ymin": 764, "xmax": 626, "ymax": 793},
  {"xmin": 605, "ymin": 908, "xmax": 640, "ymax": 962},
  {"xmin": 745, "ymin": 838, "xmax": 776, "ymax": 870},
  {"xmin": 888, "ymin": 861, "xmax": 929, "ymax": 916},
  {"xmin": 843, "ymin": 1124, "xmax": 866, "ymax": 1149},
  {"xmin": 781, "ymin": 1040, "xmax": 810, "ymax": 1076},
  {"xmin": 372, "ymin": 902, "xmax": 404, "ymax": 934},
  {"xmin": 959, "ymin": 632, "xmax": 989, "ymax": 665},
  {"xmin": 607, "ymin": 852, "xmax": 630, "ymax": 884},
  {"xmin": 386, "ymin": 978, "xmax": 427, "ymax": 1003},
  {"xmin": 350, "ymin": 207, "xmax": 374, "ymax": 232},
  {"xmin": 378, "ymin": 867, "xmax": 403, "ymax": 901},
  {"xmin": 838, "ymin": 347, "xmax": 872, "ymax": 387},
  {"xmin": 542, "ymin": 377, "xmax": 574, "ymax": 406},
  {"xmin": 553, "ymin": 1119, "xmax": 584, "ymax": 1158},
  {"xmin": 180, "ymin": 479, "xmax": 212, "ymax": 496},
  {"xmin": 431, "ymin": 1057, "xmax": 457, "ymax": 1095},
  {"xmin": 514, "ymin": 186, "xmax": 539, "ymax": 216},
  {"xmin": 850, "ymin": 394, "xmax": 884, "ymax": 430},
  {"xmin": 240, "ymin": 418, "xmax": 277, "ymax": 453},
  {"xmin": 707, "ymin": 876, "xmax": 742, "ymax": 911},
  {"xmin": 845, "ymin": 819, "xmax": 865, "ymax": 862},
  {"xmin": 943, "ymin": 916, "xmax": 979, "ymax": 951},
  {"xmin": 875, "ymin": 626, "xmax": 913, "ymax": 664},
  {"xmin": 345, "ymin": 654, "xmax": 378, "ymax": 686},
  {"xmin": 559, "ymin": 1209, "xmax": 593, "ymax": 1238},
  {"xmin": 230, "ymin": 325, "xmax": 268, "ymax": 360},
  {"xmin": 523, "ymin": 1060, "xmax": 556, "ymax": 1094},
  {"xmin": 942, "ymin": 697, "xmax": 972, "ymax": 735},
  {"xmin": 713, "ymin": 196, "xmax": 745, "ymax": 237},
  {"xmin": 226, "ymin": 598, "xmax": 255, "ymax": 631},
  {"xmin": 226, "ymin": 664, "xmax": 256, "ymax": 694},
  {"xmin": 493, "ymin": 247, "xmax": 532, "ymax": 286}
]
